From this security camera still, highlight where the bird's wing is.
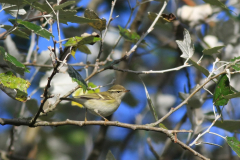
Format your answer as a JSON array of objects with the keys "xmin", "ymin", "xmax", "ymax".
[{"xmin": 74, "ymin": 92, "xmax": 113, "ymax": 100}]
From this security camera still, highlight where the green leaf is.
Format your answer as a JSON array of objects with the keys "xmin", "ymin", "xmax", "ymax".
[
  {"xmin": 203, "ymin": 46, "xmax": 225, "ymax": 55},
  {"xmin": 0, "ymin": 46, "xmax": 30, "ymax": 75},
  {"xmin": 87, "ymin": 82, "xmax": 100, "ymax": 94},
  {"xmin": 226, "ymin": 137, "xmax": 240, "ymax": 157},
  {"xmin": 118, "ymin": 25, "xmax": 147, "ymax": 45},
  {"xmin": 0, "ymin": 0, "xmax": 37, "ymax": 5},
  {"xmin": 67, "ymin": 65, "xmax": 87, "ymax": 92},
  {"xmin": 53, "ymin": 1, "xmax": 75, "ymax": 10},
  {"xmin": 0, "ymin": 71, "xmax": 30, "ymax": 102},
  {"xmin": 84, "ymin": 9, "xmax": 106, "ymax": 31},
  {"xmin": 0, "ymin": 25, "xmax": 29, "ymax": 39},
  {"xmin": 77, "ymin": 45, "xmax": 91, "ymax": 54},
  {"xmin": 64, "ymin": 33, "xmax": 101, "ymax": 47},
  {"xmin": 206, "ymin": 119, "xmax": 240, "ymax": 132},
  {"xmin": 22, "ymin": 0, "xmax": 52, "ymax": 13},
  {"xmin": 230, "ymin": 56, "xmax": 240, "ymax": 71},
  {"xmin": 57, "ymin": 9, "xmax": 100, "ymax": 24},
  {"xmin": 13, "ymin": 19, "xmax": 53, "ymax": 40},
  {"xmin": 106, "ymin": 150, "xmax": 116, "ymax": 160},
  {"xmin": 64, "ymin": 33, "xmax": 100, "ymax": 57},
  {"xmin": 203, "ymin": 0, "xmax": 230, "ymax": 12},
  {"xmin": 224, "ymin": 92, "xmax": 240, "ymax": 99},
  {"xmin": 213, "ymin": 74, "xmax": 234, "ymax": 106},
  {"xmin": 70, "ymin": 46, "xmax": 77, "ymax": 59},
  {"xmin": 139, "ymin": 76, "xmax": 158, "ymax": 121},
  {"xmin": 189, "ymin": 59, "xmax": 209, "ymax": 77}
]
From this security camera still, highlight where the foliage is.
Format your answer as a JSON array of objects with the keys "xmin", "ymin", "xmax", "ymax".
[{"xmin": 0, "ymin": 0, "xmax": 240, "ymax": 160}]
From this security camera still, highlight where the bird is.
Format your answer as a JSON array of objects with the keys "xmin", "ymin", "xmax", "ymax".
[{"xmin": 60, "ymin": 84, "xmax": 130, "ymax": 122}]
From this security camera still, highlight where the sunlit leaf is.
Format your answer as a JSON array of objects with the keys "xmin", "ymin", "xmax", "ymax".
[
  {"xmin": 0, "ymin": 46, "xmax": 30, "ymax": 75},
  {"xmin": 84, "ymin": 9, "xmax": 106, "ymax": 31},
  {"xmin": 0, "ymin": 71, "xmax": 30, "ymax": 102},
  {"xmin": 203, "ymin": 46, "xmax": 225, "ymax": 55},
  {"xmin": 64, "ymin": 33, "xmax": 101, "ymax": 47},
  {"xmin": 70, "ymin": 46, "xmax": 77, "ymax": 59},
  {"xmin": 176, "ymin": 29, "xmax": 194, "ymax": 59},
  {"xmin": 67, "ymin": 65, "xmax": 87, "ymax": 93},
  {"xmin": 64, "ymin": 33, "xmax": 100, "ymax": 57},
  {"xmin": 226, "ymin": 137, "xmax": 240, "ymax": 157}
]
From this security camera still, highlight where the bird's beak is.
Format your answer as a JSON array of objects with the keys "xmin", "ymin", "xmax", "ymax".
[{"xmin": 125, "ymin": 90, "xmax": 130, "ymax": 92}]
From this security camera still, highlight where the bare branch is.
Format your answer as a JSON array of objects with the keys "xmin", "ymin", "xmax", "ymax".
[{"xmin": 0, "ymin": 118, "xmax": 208, "ymax": 160}]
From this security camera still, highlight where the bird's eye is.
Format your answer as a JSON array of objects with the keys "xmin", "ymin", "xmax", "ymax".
[{"xmin": 117, "ymin": 91, "xmax": 120, "ymax": 93}]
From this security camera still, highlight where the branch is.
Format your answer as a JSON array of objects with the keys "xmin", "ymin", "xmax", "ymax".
[
  {"xmin": 125, "ymin": 1, "xmax": 167, "ymax": 57},
  {"xmin": 0, "ymin": 118, "xmax": 209, "ymax": 160},
  {"xmin": 102, "ymin": 0, "xmax": 117, "ymax": 40},
  {"xmin": 147, "ymin": 138, "xmax": 161, "ymax": 160},
  {"xmin": 110, "ymin": 64, "xmax": 191, "ymax": 74},
  {"xmin": 24, "ymin": 62, "xmax": 103, "ymax": 68},
  {"xmin": 189, "ymin": 115, "xmax": 221, "ymax": 146}
]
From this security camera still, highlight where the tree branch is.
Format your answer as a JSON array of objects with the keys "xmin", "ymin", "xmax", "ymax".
[{"xmin": 0, "ymin": 118, "xmax": 210, "ymax": 160}]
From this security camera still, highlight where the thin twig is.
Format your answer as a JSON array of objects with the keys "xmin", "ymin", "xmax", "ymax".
[
  {"xmin": 25, "ymin": 32, "xmax": 36, "ymax": 63},
  {"xmin": 24, "ymin": 62, "xmax": 102, "ymax": 68},
  {"xmin": 102, "ymin": 0, "xmax": 117, "ymax": 40},
  {"xmin": 147, "ymin": 138, "xmax": 161, "ymax": 160},
  {"xmin": 189, "ymin": 115, "xmax": 221, "ymax": 146},
  {"xmin": 125, "ymin": 1, "xmax": 167, "ymax": 57},
  {"xmin": 45, "ymin": 0, "xmax": 62, "ymax": 50},
  {"xmin": 111, "ymin": 64, "xmax": 191, "ymax": 74}
]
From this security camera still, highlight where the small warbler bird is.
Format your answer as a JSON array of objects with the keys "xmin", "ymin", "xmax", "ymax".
[{"xmin": 60, "ymin": 84, "xmax": 130, "ymax": 122}]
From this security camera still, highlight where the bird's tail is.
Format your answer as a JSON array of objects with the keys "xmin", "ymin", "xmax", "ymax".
[
  {"xmin": 60, "ymin": 97, "xmax": 84, "ymax": 108},
  {"xmin": 60, "ymin": 97, "xmax": 75, "ymax": 101}
]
